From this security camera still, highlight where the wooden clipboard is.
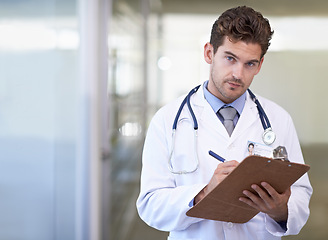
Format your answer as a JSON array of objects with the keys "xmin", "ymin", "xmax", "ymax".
[{"xmin": 186, "ymin": 155, "xmax": 310, "ymax": 223}]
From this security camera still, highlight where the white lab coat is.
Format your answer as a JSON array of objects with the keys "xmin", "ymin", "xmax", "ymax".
[{"xmin": 137, "ymin": 82, "xmax": 312, "ymax": 240}]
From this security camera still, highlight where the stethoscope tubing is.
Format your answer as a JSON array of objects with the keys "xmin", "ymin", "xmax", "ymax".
[
  {"xmin": 168, "ymin": 85, "xmax": 275, "ymax": 174},
  {"xmin": 172, "ymin": 85, "xmax": 200, "ymax": 130},
  {"xmin": 247, "ymin": 89, "xmax": 272, "ymax": 130},
  {"xmin": 169, "ymin": 86, "xmax": 200, "ymax": 174}
]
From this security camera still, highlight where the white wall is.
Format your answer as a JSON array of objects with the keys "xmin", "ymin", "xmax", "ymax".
[{"xmin": 253, "ymin": 51, "xmax": 328, "ymax": 144}]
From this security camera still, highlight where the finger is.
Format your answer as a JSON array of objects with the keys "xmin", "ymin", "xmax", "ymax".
[
  {"xmin": 251, "ymin": 184, "xmax": 273, "ymax": 203},
  {"xmin": 260, "ymin": 182, "xmax": 279, "ymax": 200},
  {"xmin": 214, "ymin": 161, "xmax": 238, "ymax": 174},
  {"xmin": 214, "ymin": 167, "xmax": 235, "ymax": 176},
  {"xmin": 241, "ymin": 189, "xmax": 263, "ymax": 206},
  {"xmin": 284, "ymin": 187, "xmax": 291, "ymax": 197},
  {"xmin": 219, "ymin": 160, "xmax": 239, "ymax": 168},
  {"xmin": 241, "ymin": 189, "xmax": 276, "ymax": 215},
  {"xmin": 239, "ymin": 196, "xmax": 260, "ymax": 210}
]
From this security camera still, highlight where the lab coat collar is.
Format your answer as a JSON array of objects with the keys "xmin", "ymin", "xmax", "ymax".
[{"xmin": 192, "ymin": 82, "xmax": 259, "ymax": 140}]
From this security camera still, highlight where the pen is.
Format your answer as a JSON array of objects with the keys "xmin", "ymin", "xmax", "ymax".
[{"xmin": 209, "ymin": 150, "xmax": 225, "ymax": 162}]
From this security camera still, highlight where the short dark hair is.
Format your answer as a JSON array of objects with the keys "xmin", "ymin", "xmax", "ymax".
[{"xmin": 210, "ymin": 6, "xmax": 273, "ymax": 58}]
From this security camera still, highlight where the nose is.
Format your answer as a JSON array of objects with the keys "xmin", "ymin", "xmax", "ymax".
[{"xmin": 232, "ymin": 63, "xmax": 244, "ymax": 80}]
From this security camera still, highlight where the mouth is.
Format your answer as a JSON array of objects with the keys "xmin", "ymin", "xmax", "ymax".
[{"xmin": 227, "ymin": 81, "xmax": 242, "ymax": 89}]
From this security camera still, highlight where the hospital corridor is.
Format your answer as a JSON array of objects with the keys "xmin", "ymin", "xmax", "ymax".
[{"xmin": 1, "ymin": 0, "xmax": 328, "ymax": 240}]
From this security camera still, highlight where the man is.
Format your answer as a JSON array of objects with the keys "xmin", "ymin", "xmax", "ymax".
[{"xmin": 137, "ymin": 6, "xmax": 312, "ymax": 240}]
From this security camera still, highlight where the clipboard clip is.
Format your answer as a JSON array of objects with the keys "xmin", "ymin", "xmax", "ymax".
[{"xmin": 273, "ymin": 146, "xmax": 289, "ymax": 162}]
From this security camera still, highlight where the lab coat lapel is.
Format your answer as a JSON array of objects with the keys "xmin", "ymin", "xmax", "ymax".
[
  {"xmin": 192, "ymin": 84, "xmax": 230, "ymax": 137},
  {"xmin": 232, "ymin": 92, "xmax": 258, "ymax": 139}
]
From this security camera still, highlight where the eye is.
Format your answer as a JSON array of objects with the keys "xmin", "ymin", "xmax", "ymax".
[
  {"xmin": 246, "ymin": 62, "xmax": 256, "ymax": 67},
  {"xmin": 226, "ymin": 56, "xmax": 235, "ymax": 62}
]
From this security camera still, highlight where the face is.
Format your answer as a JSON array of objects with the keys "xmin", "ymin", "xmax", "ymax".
[
  {"xmin": 204, "ymin": 36, "xmax": 264, "ymax": 103},
  {"xmin": 248, "ymin": 144, "xmax": 254, "ymax": 151}
]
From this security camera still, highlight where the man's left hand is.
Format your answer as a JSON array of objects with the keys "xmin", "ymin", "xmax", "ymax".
[{"xmin": 239, "ymin": 182, "xmax": 291, "ymax": 222}]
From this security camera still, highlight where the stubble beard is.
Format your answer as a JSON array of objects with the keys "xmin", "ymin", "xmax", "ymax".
[{"xmin": 211, "ymin": 73, "xmax": 245, "ymax": 103}]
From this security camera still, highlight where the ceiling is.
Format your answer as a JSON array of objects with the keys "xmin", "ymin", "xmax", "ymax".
[
  {"xmin": 156, "ymin": 0, "xmax": 328, "ymax": 16},
  {"xmin": 1, "ymin": 0, "xmax": 327, "ymax": 18}
]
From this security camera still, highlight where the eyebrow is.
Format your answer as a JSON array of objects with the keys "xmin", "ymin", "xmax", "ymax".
[{"xmin": 224, "ymin": 51, "xmax": 260, "ymax": 63}]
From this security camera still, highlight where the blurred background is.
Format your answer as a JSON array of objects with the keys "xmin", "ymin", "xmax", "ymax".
[{"xmin": 0, "ymin": 0, "xmax": 327, "ymax": 239}]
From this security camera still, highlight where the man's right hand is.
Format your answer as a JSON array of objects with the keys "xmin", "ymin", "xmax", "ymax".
[{"xmin": 194, "ymin": 160, "xmax": 239, "ymax": 205}]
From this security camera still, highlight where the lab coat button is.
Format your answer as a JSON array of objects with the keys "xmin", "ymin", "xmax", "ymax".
[{"xmin": 227, "ymin": 222, "xmax": 233, "ymax": 228}]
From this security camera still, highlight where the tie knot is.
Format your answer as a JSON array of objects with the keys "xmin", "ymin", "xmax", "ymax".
[{"xmin": 219, "ymin": 107, "xmax": 237, "ymax": 121}]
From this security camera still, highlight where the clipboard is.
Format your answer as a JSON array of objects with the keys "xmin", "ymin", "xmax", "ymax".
[{"xmin": 186, "ymin": 155, "xmax": 310, "ymax": 223}]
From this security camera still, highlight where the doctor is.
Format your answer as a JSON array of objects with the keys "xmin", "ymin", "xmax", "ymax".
[{"xmin": 137, "ymin": 6, "xmax": 312, "ymax": 240}]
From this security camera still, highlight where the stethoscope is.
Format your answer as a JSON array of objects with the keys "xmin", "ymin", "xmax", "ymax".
[{"xmin": 168, "ymin": 85, "xmax": 276, "ymax": 174}]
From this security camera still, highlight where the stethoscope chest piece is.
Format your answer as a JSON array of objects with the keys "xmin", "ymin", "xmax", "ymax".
[{"xmin": 262, "ymin": 128, "xmax": 276, "ymax": 145}]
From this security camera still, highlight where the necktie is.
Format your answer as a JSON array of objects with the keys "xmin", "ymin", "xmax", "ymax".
[{"xmin": 218, "ymin": 107, "xmax": 237, "ymax": 136}]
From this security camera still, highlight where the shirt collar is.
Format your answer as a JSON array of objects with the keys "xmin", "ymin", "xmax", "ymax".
[{"xmin": 203, "ymin": 80, "xmax": 246, "ymax": 115}]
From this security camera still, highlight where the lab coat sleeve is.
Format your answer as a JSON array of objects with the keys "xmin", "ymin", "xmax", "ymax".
[
  {"xmin": 136, "ymin": 108, "xmax": 205, "ymax": 231},
  {"xmin": 265, "ymin": 114, "xmax": 312, "ymax": 236}
]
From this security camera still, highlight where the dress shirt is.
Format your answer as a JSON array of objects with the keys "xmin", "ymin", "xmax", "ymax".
[{"xmin": 203, "ymin": 80, "xmax": 246, "ymax": 126}]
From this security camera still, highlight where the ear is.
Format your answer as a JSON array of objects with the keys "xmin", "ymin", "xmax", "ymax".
[
  {"xmin": 254, "ymin": 57, "xmax": 264, "ymax": 75},
  {"xmin": 204, "ymin": 42, "xmax": 214, "ymax": 64}
]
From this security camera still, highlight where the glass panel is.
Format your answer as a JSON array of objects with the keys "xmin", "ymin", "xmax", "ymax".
[
  {"xmin": 108, "ymin": 0, "xmax": 145, "ymax": 239},
  {"xmin": 0, "ymin": 1, "xmax": 78, "ymax": 239}
]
